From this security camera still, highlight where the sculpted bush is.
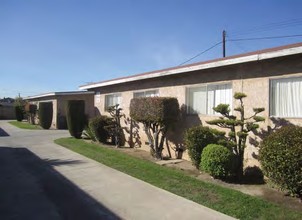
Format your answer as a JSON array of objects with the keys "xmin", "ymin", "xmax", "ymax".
[{"xmin": 259, "ymin": 125, "xmax": 302, "ymax": 198}]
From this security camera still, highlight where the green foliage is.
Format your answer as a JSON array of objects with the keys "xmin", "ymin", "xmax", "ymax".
[
  {"xmin": 130, "ymin": 97, "xmax": 179, "ymax": 126},
  {"xmin": 14, "ymin": 97, "xmax": 25, "ymax": 121},
  {"xmin": 66, "ymin": 100, "xmax": 85, "ymax": 139},
  {"xmin": 14, "ymin": 105, "xmax": 24, "ymax": 121},
  {"xmin": 184, "ymin": 126, "xmax": 225, "ymax": 169},
  {"xmin": 38, "ymin": 102, "xmax": 53, "ymax": 129},
  {"xmin": 82, "ymin": 125, "xmax": 96, "ymax": 141},
  {"xmin": 106, "ymin": 104, "xmax": 125, "ymax": 147},
  {"xmin": 88, "ymin": 115, "xmax": 113, "ymax": 143},
  {"xmin": 130, "ymin": 97, "xmax": 180, "ymax": 159},
  {"xmin": 234, "ymin": 92, "xmax": 247, "ymax": 99},
  {"xmin": 259, "ymin": 125, "xmax": 302, "ymax": 198},
  {"xmin": 213, "ymin": 104, "xmax": 230, "ymax": 115},
  {"xmin": 206, "ymin": 92, "xmax": 265, "ymax": 179},
  {"xmin": 200, "ymin": 144, "xmax": 235, "ymax": 179}
]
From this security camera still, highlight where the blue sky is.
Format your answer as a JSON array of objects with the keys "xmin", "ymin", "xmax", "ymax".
[{"xmin": 1, "ymin": 0, "xmax": 302, "ymax": 98}]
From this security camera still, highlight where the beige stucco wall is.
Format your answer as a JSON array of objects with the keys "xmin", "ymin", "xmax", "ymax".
[
  {"xmin": 29, "ymin": 99, "xmax": 57, "ymax": 128},
  {"xmin": 92, "ymin": 54, "xmax": 302, "ymax": 166},
  {"xmin": 28, "ymin": 94, "xmax": 95, "ymax": 129}
]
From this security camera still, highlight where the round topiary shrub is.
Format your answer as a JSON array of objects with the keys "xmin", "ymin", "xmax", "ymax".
[
  {"xmin": 88, "ymin": 115, "xmax": 113, "ymax": 143},
  {"xmin": 184, "ymin": 126, "xmax": 224, "ymax": 169},
  {"xmin": 200, "ymin": 144, "xmax": 234, "ymax": 179},
  {"xmin": 259, "ymin": 125, "xmax": 302, "ymax": 198},
  {"xmin": 66, "ymin": 100, "xmax": 85, "ymax": 139},
  {"xmin": 38, "ymin": 102, "xmax": 53, "ymax": 129}
]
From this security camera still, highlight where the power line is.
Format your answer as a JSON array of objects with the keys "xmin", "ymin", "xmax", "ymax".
[
  {"xmin": 228, "ymin": 34, "xmax": 302, "ymax": 42},
  {"xmin": 230, "ymin": 18, "xmax": 302, "ymax": 37},
  {"xmin": 178, "ymin": 41, "xmax": 222, "ymax": 66}
]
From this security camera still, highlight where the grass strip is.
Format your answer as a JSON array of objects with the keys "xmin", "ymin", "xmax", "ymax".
[
  {"xmin": 55, "ymin": 137, "xmax": 302, "ymax": 220},
  {"xmin": 9, "ymin": 121, "xmax": 41, "ymax": 130}
]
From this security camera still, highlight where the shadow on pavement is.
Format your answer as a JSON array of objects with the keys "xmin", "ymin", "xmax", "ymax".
[
  {"xmin": 0, "ymin": 127, "xmax": 9, "ymax": 137},
  {"xmin": 0, "ymin": 147, "xmax": 121, "ymax": 220}
]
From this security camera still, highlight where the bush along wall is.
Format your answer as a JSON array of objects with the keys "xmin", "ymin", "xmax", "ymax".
[
  {"xmin": 130, "ymin": 97, "xmax": 180, "ymax": 159},
  {"xmin": 200, "ymin": 144, "xmax": 235, "ymax": 179},
  {"xmin": 184, "ymin": 126, "xmax": 225, "ymax": 169},
  {"xmin": 25, "ymin": 103, "xmax": 37, "ymax": 124},
  {"xmin": 259, "ymin": 125, "xmax": 302, "ymax": 198},
  {"xmin": 66, "ymin": 100, "xmax": 85, "ymax": 139},
  {"xmin": 88, "ymin": 115, "xmax": 113, "ymax": 143},
  {"xmin": 38, "ymin": 102, "xmax": 53, "ymax": 129},
  {"xmin": 15, "ymin": 106, "xmax": 24, "ymax": 122}
]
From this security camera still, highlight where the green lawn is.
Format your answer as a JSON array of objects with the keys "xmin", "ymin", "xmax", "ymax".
[
  {"xmin": 55, "ymin": 137, "xmax": 302, "ymax": 220},
  {"xmin": 9, "ymin": 121, "xmax": 41, "ymax": 130}
]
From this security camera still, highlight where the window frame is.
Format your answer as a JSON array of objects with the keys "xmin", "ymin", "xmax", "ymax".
[
  {"xmin": 186, "ymin": 82, "xmax": 233, "ymax": 115},
  {"xmin": 133, "ymin": 89, "xmax": 159, "ymax": 98},
  {"xmin": 104, "ymin": 93, "xmax": 122, "ymax": 110},
  {"xmin": 269, "ymin": 76, "xmax": 302, "ymax": 118}
]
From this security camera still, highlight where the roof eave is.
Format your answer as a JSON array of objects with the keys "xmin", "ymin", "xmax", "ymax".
[
  {"xmin": 79, "ymin": 45, "xmax": 302, "ymax": 90},
  {"xmin": 24, "ymin": 91, "xmax": 95, "ymax": 100}
]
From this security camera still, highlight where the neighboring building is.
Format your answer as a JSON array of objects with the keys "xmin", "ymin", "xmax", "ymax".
[
  {"xmin": 79, "ymin": 42, "xmax": 302, "ymax": 165},
  {"xmin": 24, "ymin": 91, "xmax": 95, "ymax": 129},
  {"xmin": 0, "ymin": 102, "xmax": 15, "ymax": 119}
]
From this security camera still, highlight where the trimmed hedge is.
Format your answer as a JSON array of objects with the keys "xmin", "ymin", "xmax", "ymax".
[
  {"xmin": 259, "ymin": 125, "xmax": 302, "ymax": 197},
  {"xmin": 66, "ymin": 100, "xmax": 85, "ymax": 139},
  {"xmin": 184, "ymin": 126, "xmax": 224, "ymax": 169},
  {"xmin": 88, "ymin": 115, "xmax": 113, "ymax": 143},
  {"xmin": 200, "ymin": 144, "xmax": 234, "ymax": 179},
  {"xmin": 130, "ymin": 97, "xmax": 179, "ymax": 125},
  {"xmin": 15, "ymin": 106, "xmax": 24, "ymax": 121},
  {"xmin": 38, "ymin": 102, "xmax": 53, "ymax": 129}
]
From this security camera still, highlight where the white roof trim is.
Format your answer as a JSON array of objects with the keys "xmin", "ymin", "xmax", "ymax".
[
  {"xmin": 79, "ymin": 45, "xmax": 302, "ymax": 90},
  {"xmin": 24, "ymin": 91, "xmax": 95, "ymax": 100}
]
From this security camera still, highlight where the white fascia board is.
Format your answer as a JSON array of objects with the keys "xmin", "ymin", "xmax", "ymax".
[
  {"xmin": 79, "ymin": 46, "xmax": 302, "ymax": 90},
  {"xmin": 24, "ymin": 91, "xmax": 95, "ymax": 100}
]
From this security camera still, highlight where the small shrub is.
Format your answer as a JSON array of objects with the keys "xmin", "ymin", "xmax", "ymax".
[
  {"xmin": 259, "ymin": 125, "xmax": 302, "ymax": 198},
  {"xmin": 200, "ymin": 144, "xmax": 234, "ymax": 179},
  {"xmin": 38, "ymin": 102, "xmax": 53, "ymax": 129},
  {"xmin": 88, "ymin": 115, "xmax": 113, "ymax": 143},
  {"xmin": 15, "ymin": 106, "xmax": 24, "ymax": 122},
  {"xmin": 66, "ymin": 100, "xmax": 85, "ymax": 139},
  {"xmin": 184, "ymin": 126, "xmax": 224, "ymax": 169},
  {"xmin": 82, "ymin": 126, "xmax": 96, "ymax": 141}
]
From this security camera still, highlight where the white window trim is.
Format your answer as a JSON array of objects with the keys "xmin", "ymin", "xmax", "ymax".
[
  {"xmin": 269, "ymin": 76, "xmax": 302, "ymax": 118},
  {"xmin": 186, "ymin": 82, "xmax": 233, "ymax": 115},
  {"xmin": 133, "ymin": 89, "xmax": 159, "ymax": 98},
  {"xmin": 104, "ymin": 93, "xmax": 122, "ymax": 110}
]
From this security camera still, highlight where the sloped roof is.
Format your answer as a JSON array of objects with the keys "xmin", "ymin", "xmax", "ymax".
[{"xmin": 79, "ymin": 42, "xmax": 302, "ymax": 90}]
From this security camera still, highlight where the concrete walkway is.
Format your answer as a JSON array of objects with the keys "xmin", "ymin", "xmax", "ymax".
[{"xmin": 0, "ymin": 120, "xmax": 236, "ymax": 220}]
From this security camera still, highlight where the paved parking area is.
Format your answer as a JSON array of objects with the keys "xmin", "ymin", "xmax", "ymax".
[{"xmin": 0, "ymin": 120, "xmax": 235, "ymax": 220}]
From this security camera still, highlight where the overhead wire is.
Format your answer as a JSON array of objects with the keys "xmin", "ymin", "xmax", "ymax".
[
  {"xmin": 228, "ymin": 34, "xmax": 302, "ymax": 42},
  {"xmin": 178, "ymin": 41, "xmax": 222, "ymax": 66},
  {"xmin": 178, "ymin": 19, "xmax": 302, "ymax": 66},
  {"xmin": 230, "ymin": 18, "xmax": 302, "ymax": 37}
]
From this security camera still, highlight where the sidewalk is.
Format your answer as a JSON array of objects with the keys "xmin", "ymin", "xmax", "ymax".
[{"xmin": 0, "ymin": 120, "xmax": 236, "ymax": 220}]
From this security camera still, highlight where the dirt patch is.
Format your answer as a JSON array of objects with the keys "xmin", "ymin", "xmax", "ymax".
[{"xmin": 97, "ymin": 143, "xmax": 302, "ymax": 212}]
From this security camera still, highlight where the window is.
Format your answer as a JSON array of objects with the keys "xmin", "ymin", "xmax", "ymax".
[
  {"xmin": 187, "ymin": 83, "xmax": 232, "ymax": 115},
  {"xmin": 133, "ymin": 89, "xmax": 159, "ymax": 98},
  {"xmin": 270, "ymin": 77, "xmax": 302, "ymax": 117},
  {"xmin": 105, "ymin": 93, "xmax": 121, "ymax": 110}
]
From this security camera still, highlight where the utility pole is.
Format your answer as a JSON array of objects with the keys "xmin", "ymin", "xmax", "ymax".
[{"xmin": 222, "ymin": 30, "xmax": 226, "ymax": 57}]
